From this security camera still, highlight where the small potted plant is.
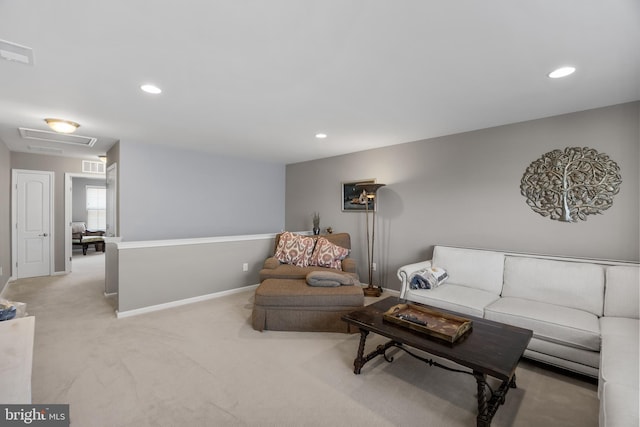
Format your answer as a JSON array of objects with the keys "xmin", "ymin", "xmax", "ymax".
[{"xmin": 312, "ymin": 212, "xmax": 320, "ymax": 235}]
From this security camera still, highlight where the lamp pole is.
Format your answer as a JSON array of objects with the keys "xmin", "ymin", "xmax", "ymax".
[{"xmin": 355, "ymin": 183, "xmax": 386, "ymax": 297}]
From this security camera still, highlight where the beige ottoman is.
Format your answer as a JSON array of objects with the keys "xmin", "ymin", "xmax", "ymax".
[{"xmin": 252, "ymin": 279, "xmax": 364, "ymax": 333}]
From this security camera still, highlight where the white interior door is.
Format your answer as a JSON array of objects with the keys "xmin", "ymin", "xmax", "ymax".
[{"xmin": 14, "ymin": 170, "xmax": 53, "ymax": 278}]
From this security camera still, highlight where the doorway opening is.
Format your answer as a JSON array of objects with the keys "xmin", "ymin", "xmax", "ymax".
[{"xmin": 64, "ymin": 173, "xmax": 106, "ymax": 274}]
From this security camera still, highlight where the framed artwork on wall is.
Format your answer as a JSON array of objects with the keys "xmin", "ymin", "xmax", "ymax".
[{"xmin": 342, "ymin": 179, "xmax": 376, "ymax": 212}]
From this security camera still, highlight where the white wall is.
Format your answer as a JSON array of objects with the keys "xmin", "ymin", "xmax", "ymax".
[
  {"xmin": 119, "ymin": 141, "xmax": 286, "ymax": 241},
  {"xmin": 0, "ymin": 139, "xmax": 10, "ymax": 289},
  {"xmin": 285, "ymin": 102, "xmax": 640, "ymax": 291}
]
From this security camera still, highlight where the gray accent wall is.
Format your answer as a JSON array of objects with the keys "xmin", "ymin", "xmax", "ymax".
[
  {"xmin": 0, "ymin": 139, "xmax": 10, "ymax": 290},
  {"xmin": 118, "ymin": 141, "xmax": 285, "ymax": 241},
  {"xmin": 285, "ymin": 102, "xmax": 640, "ymax": 291}
]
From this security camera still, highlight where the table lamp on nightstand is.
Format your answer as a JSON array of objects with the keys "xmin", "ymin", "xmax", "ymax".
[{"xmin": 355, "ymin": 182, "xmax": 386, "ymax": 297}]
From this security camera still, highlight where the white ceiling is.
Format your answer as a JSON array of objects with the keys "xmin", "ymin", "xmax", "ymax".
[{"xmin": 0, "ymin": 1, "xmax": 638, "ymax": 164}]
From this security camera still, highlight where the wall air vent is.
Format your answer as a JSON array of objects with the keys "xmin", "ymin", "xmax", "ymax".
[
  {"xmin": 19, "ymin": 127, "xmax": 97, "ymax": 147},
  {"xmin": 0, "ymin": 39, "xmax": 34, "ymax": 65},
  {"xmin": 82, "ymin": 160, "xmax": 105, "ymax": 174}
]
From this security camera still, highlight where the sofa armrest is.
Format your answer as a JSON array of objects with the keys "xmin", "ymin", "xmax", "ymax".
[
  {"xmin": 263, "ymin": 256, "xmax": 280, "ymax": 270},
  {"xmin": 342, "ymin": 258, "xmax": 357, "ymax": 274},
  {"xmin": 397, "ymin": 260, "xmax": 433, "ymax": 299}
]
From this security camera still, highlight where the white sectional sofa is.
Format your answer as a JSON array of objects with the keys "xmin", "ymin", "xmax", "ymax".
[{"xmin": 397, "ymin": 245, "xmax": 639, "ymax": 427}]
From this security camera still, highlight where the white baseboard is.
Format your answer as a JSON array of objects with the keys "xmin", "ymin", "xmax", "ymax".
[{"xmin": 115, "ymin": 284, "xmax": 259, "ymax": 319}]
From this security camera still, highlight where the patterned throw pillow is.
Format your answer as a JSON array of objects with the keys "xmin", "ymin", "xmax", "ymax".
[
  {"xmin": 310, "ymin": 237, "xmax": 350, "ymax": 270},
  {"xmin": 274, "ymin": 232, "xmax": 316, "ymax": 267}
]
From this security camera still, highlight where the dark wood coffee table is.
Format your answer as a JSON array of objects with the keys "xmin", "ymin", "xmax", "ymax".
[{"xmin": 342, "ymin": 297, "xmax": 532, "ymax": 427}]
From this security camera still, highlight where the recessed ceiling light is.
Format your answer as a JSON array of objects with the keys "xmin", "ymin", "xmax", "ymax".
[
  {"xmin": 315, "ymin": 133, "xmax": 327, "ymax": 139},
  {"xmin": 548, "ymin": 66, "xmax": 576, "ymax": 79},
  {"xmin": 140, "ymin": 84, "xmax": 162, "ymax": 94},
  {"xmin": 44, "ymin": 118, "xmax": 80, "ymax": 133}
]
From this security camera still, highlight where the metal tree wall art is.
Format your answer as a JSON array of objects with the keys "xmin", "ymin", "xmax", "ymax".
[{"xmin": 520, "ymin": 147, "xmax": 622, "ymax": 222}]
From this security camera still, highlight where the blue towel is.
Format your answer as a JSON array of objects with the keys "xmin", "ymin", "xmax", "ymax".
[
  {"xmin": 410, "ymin": 274, "xmax": 430, "ymax": 289},
  {"xmin": 0, "ymin": 304, "xmax": 16, "ymax": 321},
  {"xmin": 409, "ymin": 267, "xmax": 449, "ymax": 290}
]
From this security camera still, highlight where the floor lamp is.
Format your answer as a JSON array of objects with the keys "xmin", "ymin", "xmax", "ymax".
[{"xmin": 355, "ymin": 182, "xmax": 386, "ymax": 297}]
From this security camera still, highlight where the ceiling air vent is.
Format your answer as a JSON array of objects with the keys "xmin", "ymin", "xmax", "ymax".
[
  {"xmin": 27, "ymin": 145, "xmax": 64, "ymax": 154},
  {"xmin": 19, "ymin": 127, "xmax": 97, "ymax": 147},
  {"xmin": 82, "ymin": 160, "xmax": 105, "ymax": 174},
  {"xmin": 0, "ymin": 39, "xmax": 34, "ymax": 65}
]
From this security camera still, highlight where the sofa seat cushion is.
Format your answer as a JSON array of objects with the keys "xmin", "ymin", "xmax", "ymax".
[
  {"xmin": 484, "ymin": 297, "xmax": 600, "ymax": 351},
  {"xmin": 526, "ymin": 337, "xmax": 600, "ymax": 370},
  {"xmin": 255, "ymin": 279, "xmax": 364, "ymax": 308},
  {"xmin": 600, "ymin": 382, "xmax": 639, "ymax": 427},
  {"xmin": 599, "ymin": 317, "xmax": 639, "ymax": 389},
  {"xmin": 403, "ymin": 284, "xmax": 500, "ymax": 318},
  {"xmin": 80, "ymin": 236, "xmax": 104, "ymax": 243}
]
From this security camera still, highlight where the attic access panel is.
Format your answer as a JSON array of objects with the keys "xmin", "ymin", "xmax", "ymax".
[{"xmin": 18, "ymin": 128, "xmax": 97, "ymax": 147}]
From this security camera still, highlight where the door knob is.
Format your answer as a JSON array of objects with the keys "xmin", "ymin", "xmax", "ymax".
[{"xmin": 39, "ymin": 233, "xmax": 48, "ymax": 237}]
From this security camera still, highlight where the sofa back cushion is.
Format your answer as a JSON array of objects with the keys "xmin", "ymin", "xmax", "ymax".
[
  {"xmin": 274, "ymin": 232, "xmax": 351, "ymax": 252},
  {"xmin": 502, "ymin": 257, "xmax": 605, "ymax": 316},
  {"xmin": 432, "ymin": 246, "xmax": 505, "ymax": 295},
  {"xmin": 604, "ymin": 265, "xmax": 639, "ymax": 318}
]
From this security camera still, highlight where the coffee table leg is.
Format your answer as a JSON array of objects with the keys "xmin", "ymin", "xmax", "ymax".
[
  {"xmin": 353, "ymin": 329, "xmax": 369, "ymax": 374},
  {"xmin": 474, "ymin": 371, "xmax": 491, "ymax": 427}
]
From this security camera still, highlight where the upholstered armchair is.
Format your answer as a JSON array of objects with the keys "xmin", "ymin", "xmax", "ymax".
[
  {"xmin": 253, "ymin": 232, "xmax": 364, "ymax": 333},
  {"xmin": 71, "ymin": 222, "xmax": 105, "ymax": 255}
]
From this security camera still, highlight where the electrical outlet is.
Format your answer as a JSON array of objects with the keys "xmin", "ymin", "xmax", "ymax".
[
  {"xmin": 0, "ymin": 266, "xmax": 3, "ymax": 276},
  {"xmin": 372, "ymin": 263, "xmax": 377, "ymax": 271},
  {"xmin": 242, "ymin": 263, "xmax": 249, "ymax": 272}
]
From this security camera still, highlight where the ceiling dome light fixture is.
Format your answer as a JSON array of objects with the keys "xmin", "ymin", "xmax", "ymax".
[
  {"xmin": 315, "ymin": 133, "xmax": 327, "ymax": 139},
  {"xmin": 140, "ymin": 84, "xmax": 162, "ymax": 94},
  {"xmin": 548, "ymin": 66, "xmax": 576, "ymax": 79},
  {"xmin": 44, "ymin": 118, "xmax": 80, "ymax": 133}
]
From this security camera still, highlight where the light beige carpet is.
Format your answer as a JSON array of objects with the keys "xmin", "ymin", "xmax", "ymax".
[{"xmin": 3, "ymin": 252, "xmax": 599, "ymax": 427}]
